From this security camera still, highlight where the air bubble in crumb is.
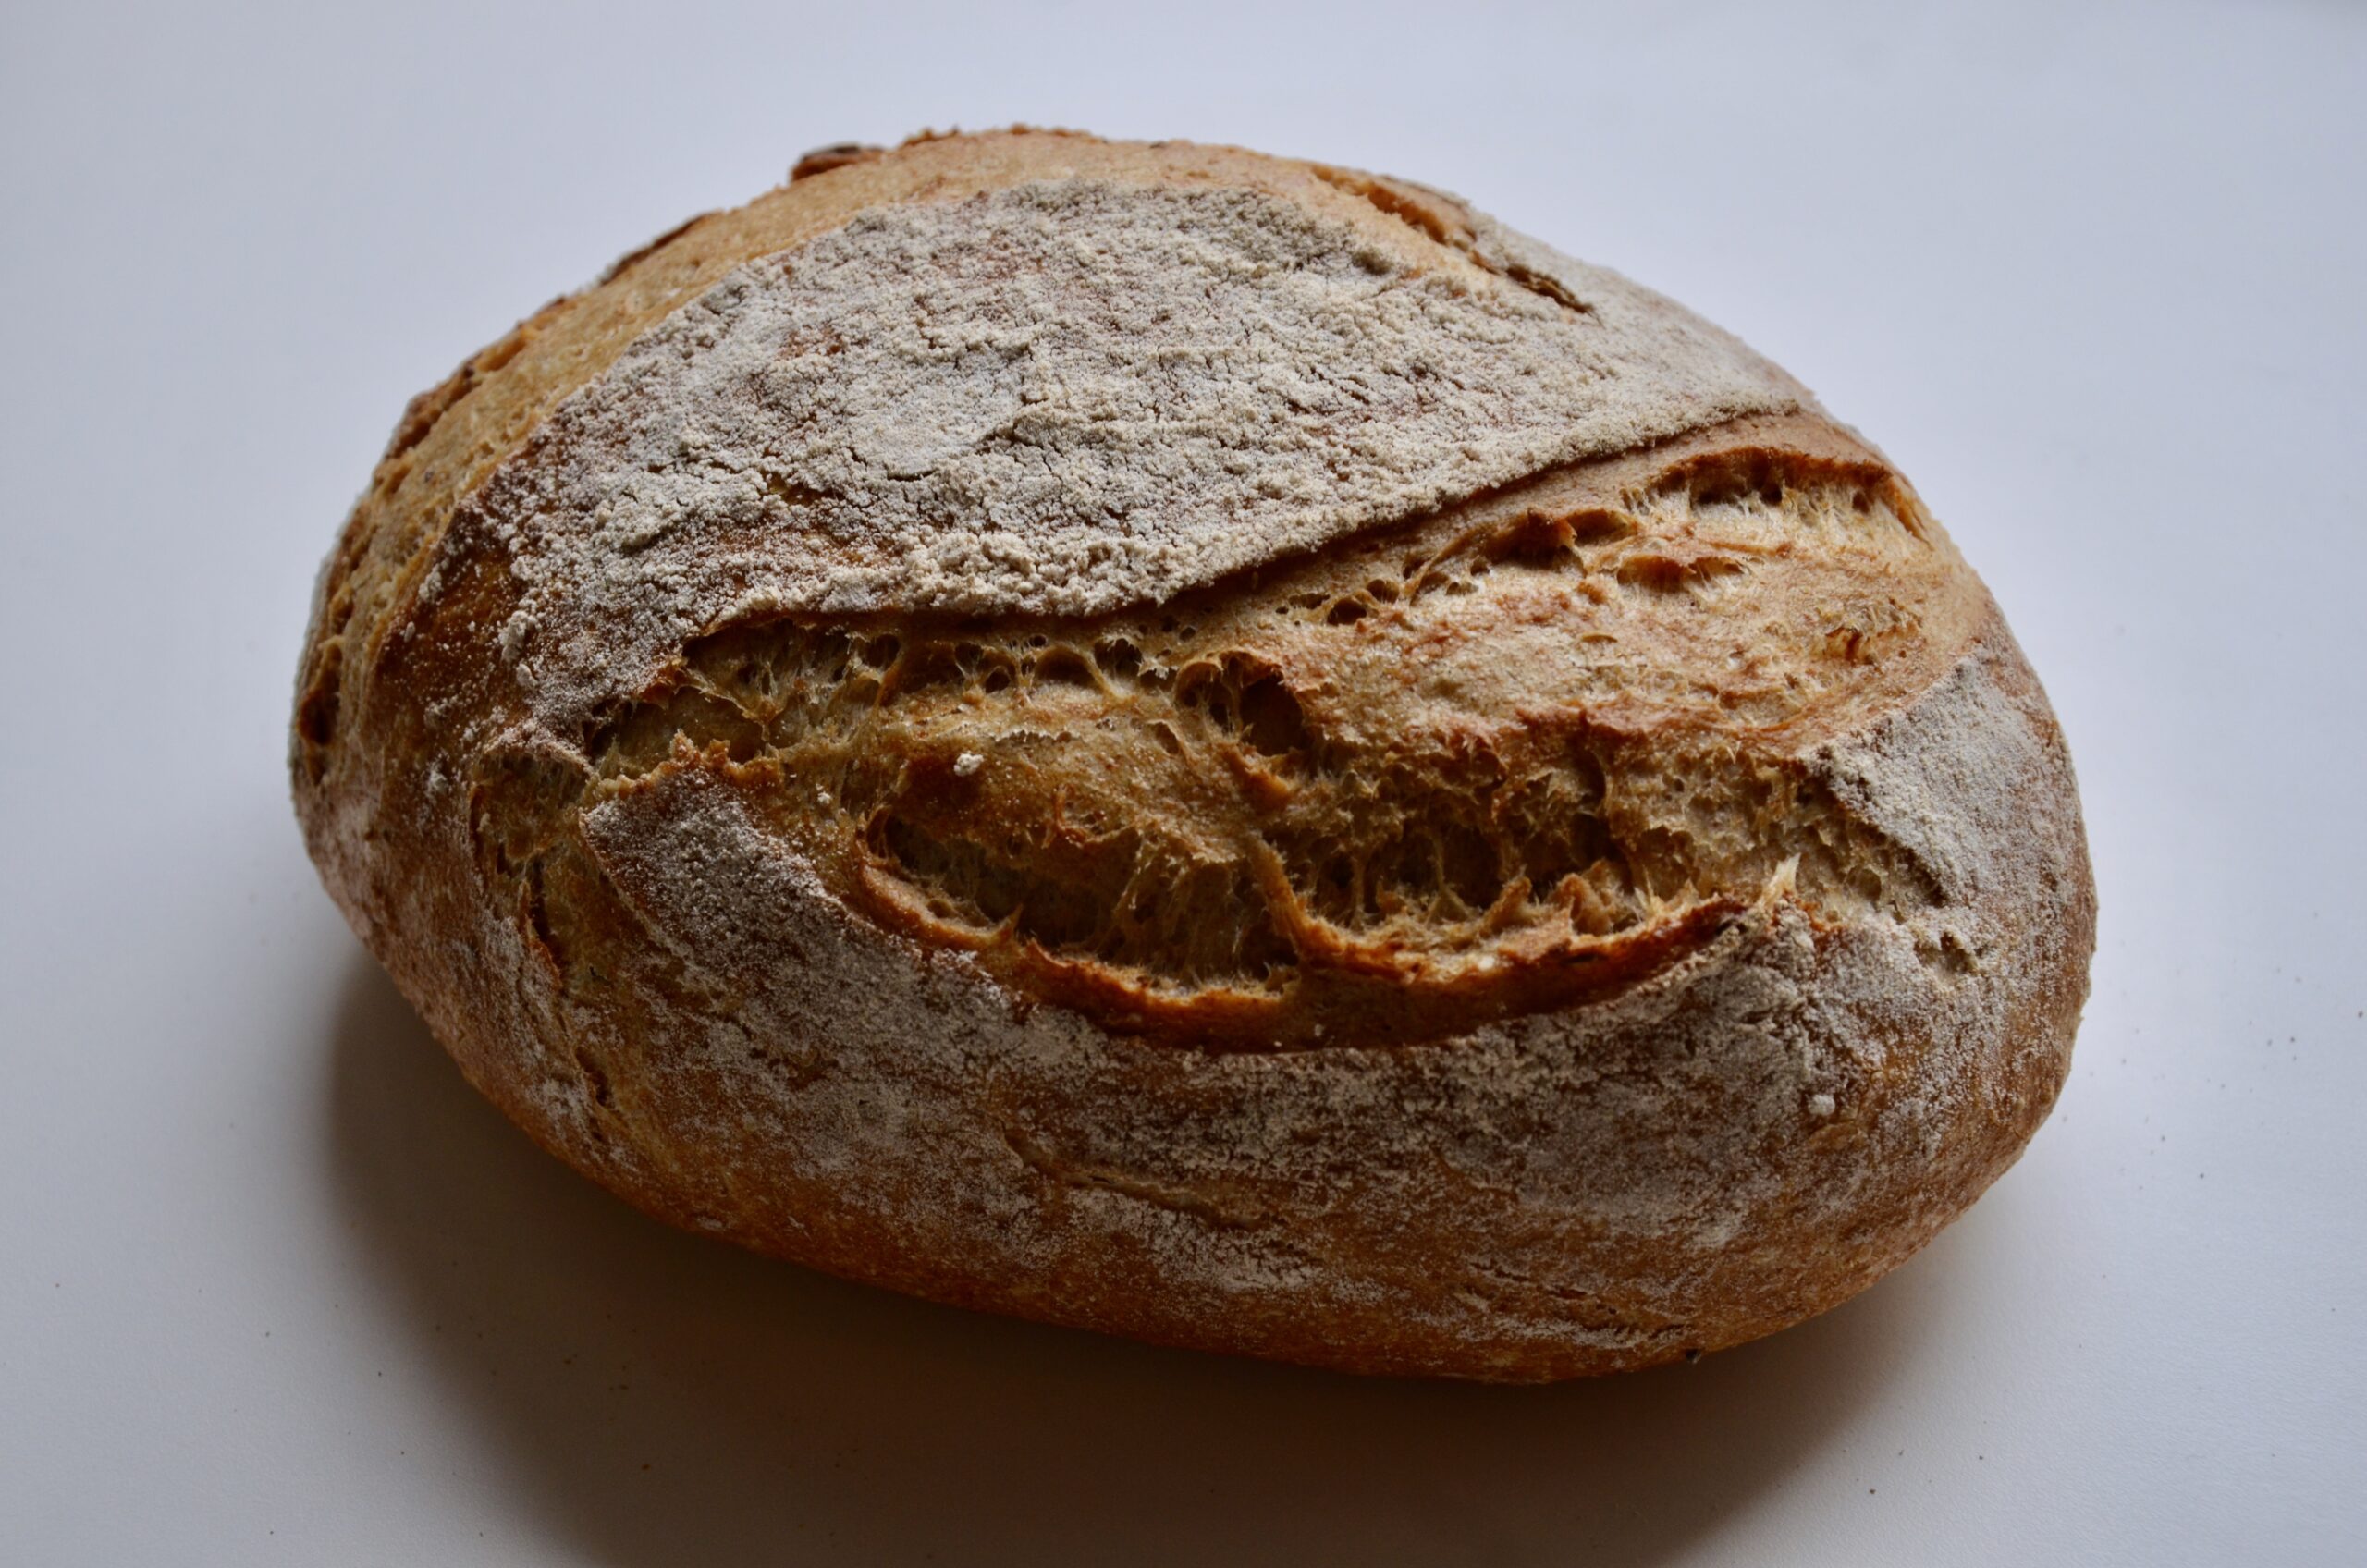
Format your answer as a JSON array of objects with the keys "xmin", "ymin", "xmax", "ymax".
[{"xmin": 954, "ymin": 752, "xmax": 985, "ymax": 778}]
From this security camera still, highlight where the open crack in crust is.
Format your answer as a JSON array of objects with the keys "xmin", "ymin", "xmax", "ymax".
[
  {"xmin": 290, "ymin": 128, "xmax": 2094, "ymax": 1379},
  {"xmin": 463, "ymin": 410, "xmax": 1976, "ymax": 1053}
]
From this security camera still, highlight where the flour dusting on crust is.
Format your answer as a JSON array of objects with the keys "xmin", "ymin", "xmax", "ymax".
[{"xmin": 484, "ymin": 178, "xmax": 1802, "ymax": 729}]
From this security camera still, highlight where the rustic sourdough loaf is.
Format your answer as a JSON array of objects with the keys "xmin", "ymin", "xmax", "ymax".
[{"xmin": 294, "ymin": 128, "xmax": 2094, "ymax": 1379}]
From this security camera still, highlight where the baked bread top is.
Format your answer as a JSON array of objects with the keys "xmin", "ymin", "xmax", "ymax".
[{"xmin": 301, "ymin": 128, "xmax": 2035, "ymax": 1055}]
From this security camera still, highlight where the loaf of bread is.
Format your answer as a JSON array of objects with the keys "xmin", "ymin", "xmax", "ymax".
[{"xmin": 294, "ymin": 129, "xmax": 2093, "ymax": 1379}]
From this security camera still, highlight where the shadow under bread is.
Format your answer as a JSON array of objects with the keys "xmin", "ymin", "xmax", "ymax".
[{"xmin": 324, "ymin": 949, "xmax": 1978, "ymax": 1568}]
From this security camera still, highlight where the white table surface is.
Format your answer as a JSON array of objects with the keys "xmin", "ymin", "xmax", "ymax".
[{"xmin": 4, "ymin": 2, "xmax": 2361, "ymax": 1562}]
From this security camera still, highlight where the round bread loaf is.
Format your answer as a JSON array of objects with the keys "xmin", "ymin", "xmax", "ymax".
[{"xmin": 293, "ymin": 129, "xmax": 2094, "ymax": 1380}]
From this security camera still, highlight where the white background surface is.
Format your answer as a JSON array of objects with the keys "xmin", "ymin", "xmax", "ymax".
[{"xmin": 3, "ymin": 2, "xmax": 2361, "ymax": 1562}]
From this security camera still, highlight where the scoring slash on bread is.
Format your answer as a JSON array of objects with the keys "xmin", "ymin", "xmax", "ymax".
[{"xmin": 294, "ymin": 129, "xmax": 2094, "ymax": 1380}]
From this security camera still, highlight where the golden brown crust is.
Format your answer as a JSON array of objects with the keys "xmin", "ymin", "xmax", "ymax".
[{"xmin": 294, "ymin": 129, "xmax": 2093, "ymax": 1379}]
